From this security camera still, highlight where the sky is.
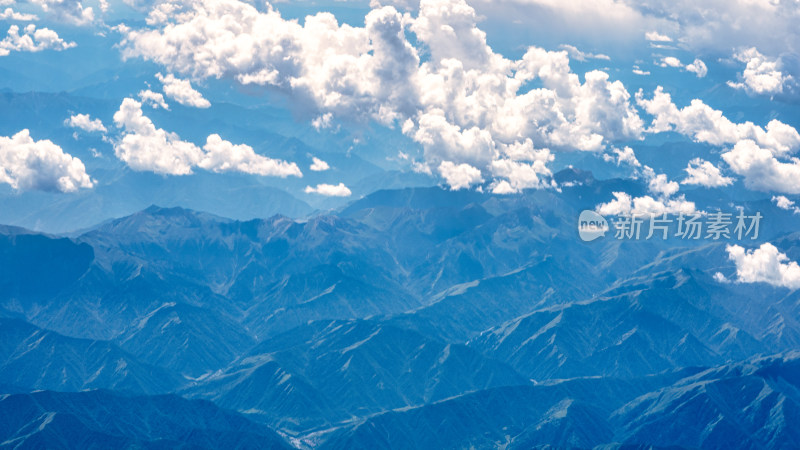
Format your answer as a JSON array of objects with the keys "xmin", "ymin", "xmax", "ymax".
[{"xmin": 0, "ymin": 0, "xmax": 799, "ymax": 222}]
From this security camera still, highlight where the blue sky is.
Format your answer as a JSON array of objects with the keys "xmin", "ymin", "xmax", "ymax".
[{"xmin": 1, "ymin": 0, "xmax": 799, "ymax": 227}]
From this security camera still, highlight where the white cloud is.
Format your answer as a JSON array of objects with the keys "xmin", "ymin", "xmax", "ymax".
[
  {"xmin": 645, "ymin": 31, "xmax": 672, "ymax": 42},
  {"xmin": 310, "ymin": 156, "xmax": 330, "ymax": 172},
  {"xmin": 597, "ymin": 145, "xmax": 694, "ymax": 214},
  {"xmin": 491, "ymin": 140, "xmax": 554, "ymax": 192},
  {"xmin": 0, "ymin": 8, "xmax": 39, "ymax": 20},
  {"xmin": 138, "ymin": 89, "xmax": 169, "ymax": 109},
  {"xmin": 200, "ymin": 134, "xmax": 301, "ymax": 177},
  {"xmin": 603, "ymin": 146, "xmax": 641, "ymax": 168},
  {"xmin": 155, "ymin": 73, "xmax": 211, "ymax": 108},
  {"xmin": 637, "ymin": 86, "xmax": 800, "ymax": 156},
  {"xmin": 559, "ymin": 44, "xmax": 610, "ymax": 62},
  {"xmin": 648, "ymin": 172, "xmax": 679, "ymax": 197},
  {"xmin": 0, "ymin": 129, "xmax": 93, "ymax": 192},
  {"xmin": 65, "ymin": 113, "xmax": 107, "ymax": 133},
  {"xmin": 438, "ymin": 160, "xmax": 483, "ymax": 190},
  {"xmin": 481, "ymin": 1, "xmax": 798, "ymax": 71},
  {"xmin": 0, "ymin": 24, "xmax": 75, "ymax": 56},
  {"xmin": 722, "ymin": 140, "xmax": 800, "ymax": 194},
  {"xmin": 472, "ymin": 0, "xmax": 651, "ymax": 48},
  {"xmin": 682, "ymin": 158, "xmax": 733, "ymax": 187},
  {"xmin": 659, "ymin": 56, "xmax": 682, "ymax": 68},
  {"xmin": 657, "ymin": 56, "xmax": 706, "ymax": 78},
  {"xmin": 727, "ymin": 47, "xmax": 792, "ymax": 96},
  {"xmin": 113, "ymin": 98, "xmax": 201, "ymax": 175},
  {"xmin": 411, "ymin": 160, "xmax": 432, "ymax": 175},
  {"xmin": 490, "ymin": 155, "xmax": 552, "ymax": 193},
  {"xmin": 409, "ymin": 109, "xmax": 495, "ymax": 168},
  {"xmin": 113, "ymin": 98, "xmax": 301, "ymax": 178},
  {"xmin": 685, "ymin": 58, "xmax": 707, "ymax": 78},
  {"xmin": 466, "ymin": 0, "xmax": 800, "ymax": 96},
  {"xmin": 596, "ymin": 191, "xmax": 696, "ymax": 216},
  {"xmin": 120, "ymin": 0, "xmax": 647, "ymax": 190},
  {"xmin": 773, "ymin": 195, "xmax": 794, "ymax": 210},
  {"xmin": 304, "ymin": 182, "xmax": 352, "ymax": 197},
  {"xmin": 312, "ymin": 113, "xmax": 333, "ymax": 131},
  {"xmin": 726, "ymin": 243, "xmax": 800, "ymax": 290},
  {"xmin": 772, "ymin": 195, "xmax": 800, "ymax": 214},
  {"xmin": 632, "ymin": 66, "xmax": 650, "ymax": 76},
  {"xmin": 29, "ymin": 0, "xmax": 93, "ymax": 25}
]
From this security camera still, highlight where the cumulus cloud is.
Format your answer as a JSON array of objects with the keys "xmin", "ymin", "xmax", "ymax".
[
  {"xmin": 727, "ymin": 47, "xmax": 792, "ymax": 96},
  {"xmin": 119, "ymin": 0, "xmax": 646, "ymax": 191},
  {"xmin": 438, "ymin": 160, "xmax": 484, "ymax": 190},
  {"xmin": 598, "ymin": 145, "xmax": 694, "ymax": 215},
  {"xmin": 113, "ymin": 98, "xmax": 201, "ymax": 175},
  {"xmin": 603, "ymin": 146, "xmax": 641, "ymax": 168},
  {"xmin": 559, "ymin": 44, "xmax": 610, "ymax": 62},
  {"xmin": 659, "ymin": 56, "xmax": 681, "ymax": 68},
  {"xmin": 309, "ymin": 156, "xmax": 330, "ymax": 172},
  {"xmin": 490, "ymin": 154, "xmax": 553, "ymax": 194},
  {"xmin": 138, "ymin": 89, "xmax": 169, "ymax": 109},
  {"xmin": 772, "ymin": 195, "xmax": 800, "ymax": 214},
  {"xmin": 657, "ymin": 56, "xmax": 706, "ymax": 78},
  {"xmin": 681, "ymin": 158, "xmax": 733, "ymax": 187},
  {"xmin": 482, "ymin": 0, "xmax": 798, "ymax": 70},
  {"xmin": 0, "ymin": 8, "xmax": 39, "ymax": 20},
  {"xmin": 637, "ymin": 86, "xmax": 800, "ymax": 155},
  {"xmin": 113, "ymin": 98, "xmax": 301, "ymax": 177},
  {"xmin": 304, "ymin": 182, "xmax": 352, "ymax": 197},
  {"xmin": 726, "ymin": 243, "xmax": 800, "ymax": 290},
  {"xmin": 648, "ymin": 172, "xmax": 679, "ymax": 197},
  {"xmin": 65, "ymin": 113, "xmax": 107, "ymax": 133},
  {"xmin": 467, "ymin": 0, "xmax": 651, "ymax": 49},
  {"xmin": 0, "ymin": 129, "xmax": 93, "ymax": 192},
  {"xmin": 155, "ymin": 73, "xmax": 211, "ymax": 108},
  {"xmin": 29, "ymin": 0, "xmax": 94, "ymax": 25},
  {"xmin": 312, "ymin": 113, "xmax": 333, "ymax": 131},
  {"xmin": 685, "ymin": 58, "xmax": 707, "ymax": 78},
  {"xmin": 596, "ymin": 191, "xmax": 696, "ymax": 216},
  {"xmin": 645, "ymin": 31, "xmax": 672, "ymax": 42},
  {"xmin": 0, "ymin": 24, "xmax": 75, "ymax": 56},
  {"xmin": 602, "ymin": 145, "xmax": 651, "ymax": 181},
  {"xmin": 200, "ymin": 134, "xmax": 301, "ymax": 176},
  {"xmin": 466, "ymin": 0, "xmax": 800, "ymax": 99},
  {"xmin": 721, "ymin": 140, "xmax": 800, "ymax": 194}
]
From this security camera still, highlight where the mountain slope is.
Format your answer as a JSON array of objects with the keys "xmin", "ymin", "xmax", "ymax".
[
  {"xmin": 186, "ymin": 319, "xmax": 529, "ymax": 433},
  {"xmin": 0, "ymin": 390, "xmax": 291, "ymax": 449},
  {"xmin": 0, "ymin": 318, "xmax": 180, "ymax": 394}
]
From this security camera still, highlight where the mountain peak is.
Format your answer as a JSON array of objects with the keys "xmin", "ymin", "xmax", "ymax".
[{"xmin": 554, "ymin": 167, "xmax": 595, "ymax": 185}]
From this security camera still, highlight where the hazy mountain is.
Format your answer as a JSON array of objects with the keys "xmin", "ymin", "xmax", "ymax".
[
  {"xmin": 0, "ymin": 318, "xmax": 180, "ymax": 394},
  {"xmin": 115, "ymin": 302, "xmax": 256, "ymax": 378},
  {"xmin": 322, "ymin": 353, "xmax": 800, "ymax": 449},
  {"xmin": 186, "ymin": 319, "xmax": 528, "ymax": 433},
  {"xmin": 0, "ymin": 390, "xmax": 291, "ymax": 449},
  {"xmin": 613, "ymin": 353, "xmax": 800, "ymax": 449},
  {"xmin": 1, "ymin": 183, "xmax": 799, "ymax": 448},
  {"xmin": 319, "ymin": 369, "xmax": 696, "ymax": 449},
  {"xmin": 469, "ymin": 269, "xmax": 765, "ymax": 380}
]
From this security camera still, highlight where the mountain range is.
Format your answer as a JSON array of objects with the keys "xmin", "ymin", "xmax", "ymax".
[{"xmin": 2, "ymin": 174, "xmax": 800, "ymax": 448}]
